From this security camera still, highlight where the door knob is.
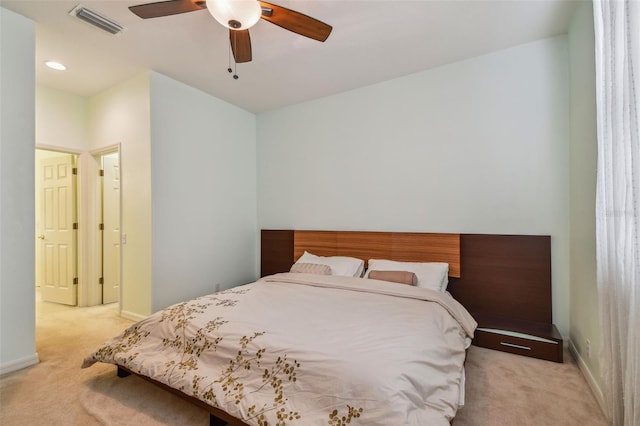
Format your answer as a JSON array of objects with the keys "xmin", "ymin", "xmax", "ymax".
[{"xmin": 37, "ymin": 234, "xmax": 45, "ymax": 240}]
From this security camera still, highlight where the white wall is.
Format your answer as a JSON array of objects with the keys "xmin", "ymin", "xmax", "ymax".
[
  {"xmin": 257, "ymin": 36, "xmax": 571, "ymax": 336},
  {"xmin": 36, "ymin": 85, "xmax": 89, "ymax": 151},
  {"xmin": 0, "ymin": 7, "xmax": 38, "ymax": 373},
  {"xmin": 568, "ymin": 0, "xmax": 602, "ymax": 398},
  {"xmin": 89, "ymin": 73, "xmax": 153, "ymax": 318},
  {"xmin": 149, "ymin": 72, "xmax": 257, "ymax": 312}
]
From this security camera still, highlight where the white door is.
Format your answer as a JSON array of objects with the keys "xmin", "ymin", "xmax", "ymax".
[
  {"xmin": 39, "ymin": 155, "xmax": 77, "ymax": 305},
  {"xmin": 102, "ymin": 154, "xmax": 120, "ymax": 304}
]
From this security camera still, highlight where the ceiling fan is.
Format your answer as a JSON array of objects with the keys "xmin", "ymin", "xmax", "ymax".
[{"xmin": 128, "ymin": 0, "xmax": 332, "ymax": 64}]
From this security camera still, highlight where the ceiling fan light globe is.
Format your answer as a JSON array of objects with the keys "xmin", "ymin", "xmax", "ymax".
[{"xmin": 206, "ymin": 0, "xmax": 261, "ymax": 30}]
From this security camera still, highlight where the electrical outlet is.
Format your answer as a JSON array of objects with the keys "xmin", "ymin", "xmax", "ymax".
[
  {"xmin": 214, "ymin": 283, "xmax": 221, "ymax": 293},
  {"xmin": 586, "ymin": 339, "xmax": 592, "ymax": 359}
]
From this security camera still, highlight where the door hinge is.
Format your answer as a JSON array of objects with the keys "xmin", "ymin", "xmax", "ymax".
[
  {"xmin": 73, "ymin": 277, "xmax": 78, "ymax": 285},
  {"xmin": 99, "ymin": 277, "xmax": 104, "ymax": 285},
  {"xmin": 99, "ymin": 223, "xmax": 104, "ymax": 230},
  {"xmin": 99, "ymin": 169, "xmax": 104, "ymax": 177},
  {"xmin": 72, "ymin": 167, "xmax": 78, "ymax": 175},
  {"xmin": 73, "ymin": 222, "xmax": 78, "ymax": 230}
]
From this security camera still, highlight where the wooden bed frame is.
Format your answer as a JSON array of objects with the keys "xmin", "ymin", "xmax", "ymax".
[{"xmin": 116, "ymin": 229, "xmax": 562, "ymax": 426}]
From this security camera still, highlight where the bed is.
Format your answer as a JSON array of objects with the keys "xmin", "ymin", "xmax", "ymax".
[{"xmin": 82, "ymin": 230, "xmax": 557, "ymax": 425}]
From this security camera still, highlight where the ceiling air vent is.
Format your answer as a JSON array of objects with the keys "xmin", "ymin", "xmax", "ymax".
[{"xmin": 69, "ymin": 4, "xmax": 125, "ymax": 35}]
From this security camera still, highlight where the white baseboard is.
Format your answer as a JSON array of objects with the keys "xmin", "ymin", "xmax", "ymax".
[
  {"xmin": 120, "ymin": 310, "xmax": 147, "ymax": 322},
  {"xmin": 0, "ymin": 353, "xmax": 39, "ymax": 376},
  {"xmin": 568, "ymin": 339, "xmax": 607, "ymax": 417}
]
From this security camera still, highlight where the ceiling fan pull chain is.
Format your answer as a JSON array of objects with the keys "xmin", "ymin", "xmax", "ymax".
[{"xmin": 228, "ymin": 32, "xmax": 239, "ymax": 80}]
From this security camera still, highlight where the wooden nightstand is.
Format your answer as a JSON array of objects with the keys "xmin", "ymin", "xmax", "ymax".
[{"xmin": 473, "ymin": 315, "xmax": 564, "ymax": 363}]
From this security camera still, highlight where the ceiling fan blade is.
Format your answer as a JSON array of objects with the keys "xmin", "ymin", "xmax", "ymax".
[
  {"xmin": 258, "ymin": 1, "xmax": 332, "ymax": 42},
  {"xmin": 129, "ymin": 0, "xmax": 206, "ymax": 19},
  {"xmin": 230, "ymin": 29, "xmax": 252, "ymax": 63}
]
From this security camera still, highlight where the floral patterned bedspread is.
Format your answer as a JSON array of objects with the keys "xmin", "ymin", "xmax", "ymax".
[{"xmin": 82, "ymin": 273, "xmax": 477, "ymax": 426}]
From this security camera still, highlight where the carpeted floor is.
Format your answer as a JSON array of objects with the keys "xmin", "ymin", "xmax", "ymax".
[{"xmin": 0, "ymin": 298, "xmax": 610, "ymax": 425}]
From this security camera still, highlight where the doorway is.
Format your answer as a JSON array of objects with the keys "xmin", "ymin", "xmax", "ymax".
[{"xmin": 35, "ymin": 147, "xmax": 122, "ymax": 306}]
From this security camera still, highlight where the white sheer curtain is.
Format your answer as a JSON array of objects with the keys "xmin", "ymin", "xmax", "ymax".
[{"xmin": 593, "ymin": 1, "xmax": 640, "ymax": 425}]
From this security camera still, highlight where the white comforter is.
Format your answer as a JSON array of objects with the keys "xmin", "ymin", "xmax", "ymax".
[{"xmin": 83, "ymin": 273, "xmax": 477, "ymax": 425}]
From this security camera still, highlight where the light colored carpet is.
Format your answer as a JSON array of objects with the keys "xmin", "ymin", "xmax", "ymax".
[
  {"xmin": 455, "ymin": 345, "xmax": 609, "ymax": 425},
  {"xmin": 0, "ymin": 299, "xmax": 610, "ymax": 425}
]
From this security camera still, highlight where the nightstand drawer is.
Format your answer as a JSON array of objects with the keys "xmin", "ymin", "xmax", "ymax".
[{"xmin": 474, "ymin": 327, "xmax": 563, "ymax": 363}]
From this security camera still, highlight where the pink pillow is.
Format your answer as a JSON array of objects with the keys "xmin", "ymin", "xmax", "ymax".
[{"xmin": 367, "ymin": 270, "xmax": 418, "ymax": 285}]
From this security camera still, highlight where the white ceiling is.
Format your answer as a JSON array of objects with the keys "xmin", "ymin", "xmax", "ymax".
[{"xmin": 1, "ymin": 0, "xmax": 579, "ymax": 113}]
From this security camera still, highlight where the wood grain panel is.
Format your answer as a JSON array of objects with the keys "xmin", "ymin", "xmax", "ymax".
[
  {"xmin": 336, "ymin": 232, "xmax": 392, "ymax": 267},
  {"xmin": 391, "ymin": 233, "xmax": 461, "ymax": 278},
  {"xmin": 293, "ymin": 231, "xmax": 338, "ymax": 261},
  {"xmin": 292, "ymin": 230, "xmax": 460, "ymax": 276},
  {"xmin": 261, "ymin": 230, "xmax": 294, "ymax": 277},
  {"xmin": 448, "ymin": 234, "xmax": 552, "ymax": 323}
]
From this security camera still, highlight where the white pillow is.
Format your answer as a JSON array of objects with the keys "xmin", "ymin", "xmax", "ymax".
[
  {"xmin": 295, "ymin": 251, "xmax": 365, "ymax": 277},
  {"xmin": 364, "ymin": 259, "xmax": 449, "ymax": 291}
]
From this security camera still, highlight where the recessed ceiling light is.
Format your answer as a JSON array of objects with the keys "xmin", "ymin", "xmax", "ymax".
[{"xmin": 45, "ymin": 61, "xmax": 67, "ymax": 71}]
